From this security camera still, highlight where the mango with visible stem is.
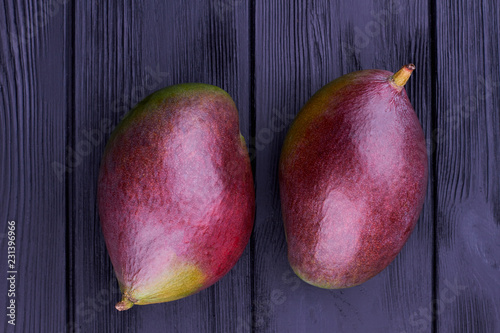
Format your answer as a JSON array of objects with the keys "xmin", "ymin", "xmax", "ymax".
[
  {"xmin": 279, "ymin": 65, "xmax": 427, "ymax": 289},
  {"xmin": 98, "ymin": 83, "xmax": 255, "ymax": 310}
]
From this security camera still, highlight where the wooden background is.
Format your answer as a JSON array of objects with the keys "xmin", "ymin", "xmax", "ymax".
[{"xmin": 1, "ymin": 0, "xmax": 499, "ymax": 332}]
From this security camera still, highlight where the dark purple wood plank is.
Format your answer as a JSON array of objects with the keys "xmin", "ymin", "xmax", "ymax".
[
  {"xmin": 0, "ymin": 0, "xmax": 68, "ymax": 331},
  {"xmin": 71, "ymin": 1, "xmax": 252, "ymax": 332},
  {"xmin": 434, "ymin": 1, "xmax": 500, "ymax": 332},
  {"xmin": 253, "ymin": 1, "xmax": 434, "ymax": 332}
]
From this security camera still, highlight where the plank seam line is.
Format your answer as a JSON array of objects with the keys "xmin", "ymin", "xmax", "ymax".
[
  {"xmin": 429, "ymin": 0, "xmax": 439, "ymax": 332},
  {"xmin": 64, "ymin": 1, "xmax": 76, "ymax": 331}
]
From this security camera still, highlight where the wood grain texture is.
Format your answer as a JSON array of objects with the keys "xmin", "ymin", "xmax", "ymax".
[
  {"xmin": 253, "ymin": 0, "xmax": 434, "ymax": 332},
  {"xmin": 71, "ymin": 0, "xmax": 252, "ymax": 332},
  {"xmin": 1, "ymin": 0, "xmax": 500, "ymax": 332},
  {"xmin": 434, "ymin": 0, "xmax": 500, "ymax": 332},
  {"xmin": 0, "ymin": 0, "xmax": 68, "ymax": 331}
]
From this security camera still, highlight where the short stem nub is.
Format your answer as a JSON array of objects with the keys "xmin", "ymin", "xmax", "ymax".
[
  {"xmin": 390, "ymin": 64, "xmax": 415, "ymax": 88},
  {"xmin": 115, "ymin": 294, "xmax": 135, "ymax": 311}
]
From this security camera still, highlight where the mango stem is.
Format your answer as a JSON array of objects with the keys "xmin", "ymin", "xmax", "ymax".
[
  {"xmin": 115, "ymin": 293, "xmax": 135, "ymax": 311},
  {"xmin": 390, "ymin": 64, "xmax": 415, "ymax": 88}
]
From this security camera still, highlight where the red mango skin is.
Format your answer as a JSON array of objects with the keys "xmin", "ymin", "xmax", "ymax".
[
  {"xmin": 279, "ymin": 68, "xmax": 428, "ymax": 289},
  {"xmin": 98, "ymin": 83, "xmax": 255, "ymax": 308}
]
